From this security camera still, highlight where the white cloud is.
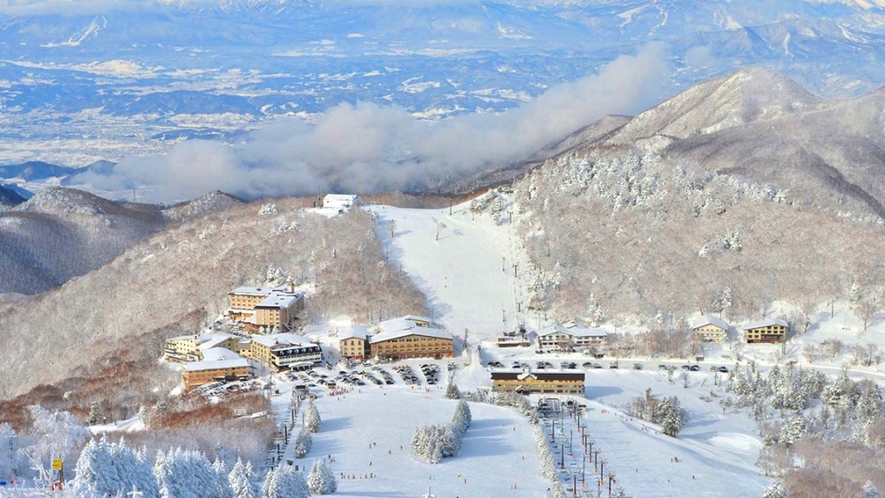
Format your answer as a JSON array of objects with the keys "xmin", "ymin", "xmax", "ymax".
[{"xmin": 70, "ymin": 43, "xmax": 673, "ymax": 202}]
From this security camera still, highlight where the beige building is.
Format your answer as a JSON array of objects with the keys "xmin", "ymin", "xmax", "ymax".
[
  {"xmin": 182, "ymin": 348, "xmax": 250, "ymax": 391},
  {"xmin": 368, "ymin": 317, "xmax": 453, "ymax": 360},
  {"xmin": 337, "ymin": 326, "xmax": 370, "ymax": 361},
  {"xmin": 691, "ymin": 315, "xmax": 730, "ymax": 343},
  {"xmin": 491, "ymin": 370, "xmax": 585, "ymax": 395},
  {"xmin": 228, "ymin": 283, "xmax": 305, "ymax": 333},
  {"xmin": 164, "ymin": 333, "xmax": 250, "ymax": 364},
  {"xmin": 164, "ymin": 335, "xmax": 200, "ymax": 363},
  {"xmin": 743, "ymin": 318, "xmax": 788, "ymax": 344},
  {"xmin": 251, "ymin": 333, "xmax": 323, "ymax": 371},
  {"xmin": 537, "ymin": 321, "xmax": 607, "ymax": 352}
]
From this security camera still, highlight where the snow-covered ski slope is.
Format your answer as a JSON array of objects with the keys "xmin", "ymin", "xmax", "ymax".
[
  {"xmin": 370, "ymin": 203, "xmax": 532, "ymax": 344},
  {"xmin": 294, "ymin": 388, "xmax": 551, "ymax": 498}
]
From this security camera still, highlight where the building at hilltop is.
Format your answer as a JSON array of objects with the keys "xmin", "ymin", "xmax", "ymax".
[
  {"xmin": 691, "ymin": 315, "xmax": 730, "ymax": 343},
  {"xmin": 336, "ymin": 316, "xmax": 453, "ymax": 361},
  {"xmin": 322, "ymin": 194, "xmax": 361, "ymax": 211},
  {"xmin": 227, "ymin": 283, "xmax": 305, "ymax": 333},
  {"xmin": 491, "ymin": 369, "xmax": 585, "ymax": 395},
  {"xmin": 743, "ymin": 318, "xmax": 788, "ymax": 344}
]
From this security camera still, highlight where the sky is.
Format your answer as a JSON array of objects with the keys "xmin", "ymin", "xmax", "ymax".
[{"xmin": 69, "ymin": 42, "xmax": 673, "ymax": 202}]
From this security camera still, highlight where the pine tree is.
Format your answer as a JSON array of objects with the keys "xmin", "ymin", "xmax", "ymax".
[
  {"xmin": 293, "ymin": 428, "xmax": 312, "ymax": 458},
  {"xmin": 307, "ymin": 459, "xmax": 337, "ymax": 495},
  {"xmin": 444, "ymin": 382, "xmax": 461, "ymax": 399},
  {"xmin": 262, "ymin": 468, "xmax": 276, "ymax": 498},
  {"xmin": 156, "ymin": 447, "xmax": 218, "ymax": 498},
  {"xmin": 864, "ymin": 480, "xmax": 883, "ymax": 498},
  {"xmin": 213, "ymin": 458, "xmax": 234, "ymax": 498},
  {"xmin": 654, "ymin": 396, "xmax": 685, "ymax": 437},
  {"xmin": 761, "ymin": 479, "xmax": 787, "ymax": 498},
  {"xmin": 229, "ymin": 457, "xmax": 257, "ymax": 498},
  {"xmin": 779, "ymin": 414, "xmax": 807, "ymax": 447},
  {"xmin": 265, "ymin": 465, "xmax": 309, "ymax": 498},
  {"xmin": 857, "ymin": 381, "xmax": 883, "ymax": 425},
  {"xmin": 304, "ymin": 404, "xmax": 322, "ymax": 434}
]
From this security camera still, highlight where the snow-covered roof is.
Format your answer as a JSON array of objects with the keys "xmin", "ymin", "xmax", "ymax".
[
  {"xmin": 539, "ymin": 322, "xmax": 607, "ymax": 338},
  {"xmin": 692, "ymin": 315, "xmax": 729, "ymax": 331},
  {"xmin": 402, "ymin": 314, "xmax": 432, "ymax": 324},
  {"xmin": 252, "ymin": 333, "xmax": 312, "ymax": 348},
  {"xmin": 325, "ymin": 194, "xmax": 357, "ymax": 200},
  {"xmin": 200, "ymin": 347, "xmax": 241, "ymax": 362},
  {"xmin": 230, "ymin": 286, "xmax": 272, "ymax": 296},
  {"xmin": 378, "ymin": 317, "xmax": 418, "ymax": 334},
  {"xmin": 256, "ymin": 290, "xmax": 304, "ymax": 309},
  {"xmin": 196, "ymin": 333, "xmax": 235, "ymax": 351},
  {"xmin": 184, "ymin": 358, "xmax": 249, "ymax": 372},
  {"xmin": 184, "ymin": 348, "xmax": 248, "ymax": 372},
  {"xmin": 337, "ymin": 326, "xmax": 369, "ymax": 340},
  {"xmin": 167, "ymin": 334, "xmax": 197, "ymax": 342},
  {"xmin": 369, "ymin": 324, "xmax": 452, "ymax": 344},
  {"xmin": 742, "ymin": 318, "xmax": 788, "ymax": 330}
]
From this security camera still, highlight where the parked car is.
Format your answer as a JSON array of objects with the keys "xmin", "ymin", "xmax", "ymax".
[
  {"xmin": 717, "ymin": 366, "xmax": 729, "ymax": 373},
  {"xmin": 609, "ymin": 362, "xmax": 619, "ymax": 369},
  {"xmin": 689, "ymin": 365, "xmax": 701, "ymax": 372},
  {"xmin": 632, "ymin": 363, "xmax": 643, "ymax": 370},
  {"xmin": 658, "ymin": 364, "xmax": 667, "ymax": 370}
]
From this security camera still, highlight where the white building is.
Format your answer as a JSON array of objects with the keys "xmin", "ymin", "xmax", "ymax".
[
  {"xmin": 691, "ymin": 315, "xmax": 730, "ymax": 343},
  {"xmin": 251, "ymin": 333, "xmax": 323, "ymax": 371},
  {"xmin": 323, "ymin": 194, "xmax": 361, "ymax": 211},
  {"xmin": 538, "ymin": 321, "xmax": 607, "ymax": 352}
]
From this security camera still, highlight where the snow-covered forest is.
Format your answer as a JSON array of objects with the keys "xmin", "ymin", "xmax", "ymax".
[{"xmin": 510, "ymin": 148, "xmax": 885, "ymax": 325}]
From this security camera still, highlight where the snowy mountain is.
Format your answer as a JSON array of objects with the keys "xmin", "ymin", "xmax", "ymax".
[
  {"xmin": 0, "ymin": 187, "xmax": 248, "ymax": 294},
  {"xmin": 0, "ymin": 184, "xmax": 25, "ymax": 208},
  {"xmin": 4, "ymin": 0, "xmax": 885, "ymax": 166}
]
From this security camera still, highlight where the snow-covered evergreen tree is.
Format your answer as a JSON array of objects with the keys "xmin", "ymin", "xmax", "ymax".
[
  {"xmin": 761, "ymin": 479, "xmax": 787, "ymax": 498},
  {"xmin": 293, "ymin": 427, "xmax": 312, "ymax": 459},
  {"xmin": 212, "ymin": 458, "xmax": 234, "ymax": 498},
  {"xmin": 654, "ymin": 396, "xmax": 685, "ymax": 437},
  {"xmin": 444, "ymin": 382, "xmax": 461, "ymax": 400},
  {"xmin": 856, "ymin": 381, "xmax": 883, "ymax": 425},
  {"xmin": 263, "ymin": 464, "xmax": 309, "ymax": 498},
  {"xmin": 229, "ymin": 457, "xmax": 257, "ymax": 498},
  {"xmin": 69, "ymin": 436, "xmax": 158, "ymax": 498},
  {"xmin": 304, "ymin": 404, "xmax": 322, "ymax": 434},
  {"xmin": 864, "ymin": 480, "xmax": 883, "ymax": 498},
  {"xmin": 155, "ymin": 447, "xmax": 218, "ymax": 498},
  {"xmin": 779, "ymin": 414, "xmax": 807, "ymax": 447},
  {"xmin": 306, "ymin": 459, "xmax": 337, "ymax": 495},
  {"xmin": 451, "ymin": 400, "xmax": 472, "ymax": 438}
]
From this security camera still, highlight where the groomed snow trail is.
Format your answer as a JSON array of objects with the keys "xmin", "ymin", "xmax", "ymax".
[{"xmin": 370, "ymin": 204, "xmax": 532, "ymax": 343}]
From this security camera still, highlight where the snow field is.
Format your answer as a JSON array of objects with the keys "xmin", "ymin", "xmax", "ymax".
[{"xmin": 287, "ymin": 388, "xmax": 551, "ymax": 498}]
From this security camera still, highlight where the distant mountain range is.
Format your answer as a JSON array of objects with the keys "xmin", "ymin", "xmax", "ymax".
[{"xmin": 3, "ymin": 0, "xmax": 885, "ymax": 165}]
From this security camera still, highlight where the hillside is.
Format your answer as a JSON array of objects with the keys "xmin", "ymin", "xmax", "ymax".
[
  {"xmin": 0, "ymin": 188, "xmax": 246, "ymax": 294},
  {"xmin": 0, "ymin": 199, "xmax": 426, "ymax": 402},
  {"xmin": 459, "ymin": 68, "xmax": 885, "ymax": 324},
  {"xmin": 544, "ymin": 67, "xmax": 885, "ymax": 219},
  {"xmin": 0, "ymin": 184, "xmax": 25, "ymax": 209}
]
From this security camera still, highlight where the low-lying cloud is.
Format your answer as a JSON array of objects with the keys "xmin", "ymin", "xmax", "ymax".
[{"xmin": 71, "ymin": 43, "xmax": 673, "ymax": 202}]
